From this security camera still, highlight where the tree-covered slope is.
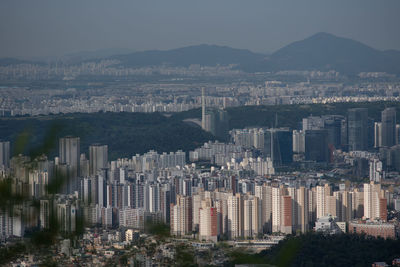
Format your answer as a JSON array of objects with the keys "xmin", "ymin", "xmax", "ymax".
[{"xmin": 0, "ymin": 112, "xmax": 215, "ymax": 160}]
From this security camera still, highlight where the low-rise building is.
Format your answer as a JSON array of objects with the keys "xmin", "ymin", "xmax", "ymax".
[{"xmin": 349, "ymin": 220, "xmax": 396, "ymax": 239}]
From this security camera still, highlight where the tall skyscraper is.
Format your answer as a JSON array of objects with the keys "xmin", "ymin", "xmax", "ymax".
[
  {"xmin": 324, "ymin": 115, "xmax": 345, "ymax": 149},
  {"xmin": 305, "ymin": 130, "xmax": 329, "ymax": 163},
  {"xmin": 0, "ymin": 141, "xmax": 10, "ymax": 169},
  {"xmin": 59, "ymin": 136, "xmax": 80, "ymax": 193},
  {"xmin": 381, "ymin": 107, "xmax": 396, "ymax": 147},
  {"xmin": 89, "ymin": 144, "xmax": 108, "ymax": 176},
  {"xmin": 264, "ymin": 128, "xmax": 293, "ymax": 166},
  {"xmin": 374, "ymin": 122, "xmax": 382, "ymax": 148},
  {"xmin": 347, "ymin": 108, "xmax": 368, "ymax": 151},
  {"xmin": 316, "ymin": 186, "xmax": 326, "ymax": 219},
  {"xmin": 302, "ymin": 115, "xmax": 344, "ymax": 149}
]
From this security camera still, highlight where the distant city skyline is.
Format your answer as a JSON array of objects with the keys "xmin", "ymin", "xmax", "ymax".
[{"xmin": 0, "ymin": 0, "xmax": 400, "ymax": 59}]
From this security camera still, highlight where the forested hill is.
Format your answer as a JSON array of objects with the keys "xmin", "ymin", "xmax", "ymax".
[
  {"xmin": 0, "ymin": 112, "xmax": 215, "ymax": 160},
  {"xmin": 230, "ymin": 233, "xmax": 400, "ymax": 267}
]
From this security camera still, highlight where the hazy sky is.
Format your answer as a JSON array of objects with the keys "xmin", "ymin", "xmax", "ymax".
[{"xmin": 1, "ymin": 0, "xmax": 399, "ymax": 58}]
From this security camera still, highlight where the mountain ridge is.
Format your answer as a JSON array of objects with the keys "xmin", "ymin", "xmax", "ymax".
[
  {"xmin": 110, "ymin": 44, "xmax": 266, "ymax": 68},
  {"xmin": 253, "ymin": 32, "xmax": 400, "ymax": 74},
  {"xmin": 1, "ymin": 33, "xmax": 399, "ymax": 75}
]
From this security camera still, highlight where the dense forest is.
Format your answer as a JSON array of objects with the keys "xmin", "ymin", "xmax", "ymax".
[
  {"xmin": 0, "ymin": 112, "xmax": 215, "ymax": 160},
  {"xmin": 229, "ymin": 233, "xmax": 400, "ymax": 267},
  {"xmin": 1, "ymin": 101, "xmax": 400, "ymax": 160}
]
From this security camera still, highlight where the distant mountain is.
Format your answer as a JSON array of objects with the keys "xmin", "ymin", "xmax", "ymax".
[
  {"xmin": 243, "ymin": 32, "xmax": 400, "ymax": 74},
  {"xmin": 0, "ymin": 57, "xmax": 44, "ymax": 66},
  {"xmin": 110, "ymin": 34, "xmax": 400, "ymax": 75},
  {"xmin": 1, "ymin": 33, "xmax": 399, "ymax": 75},
  {"xmin": 61, "ymin": 48, "xmax": 136, "ymax": 64},
  {"xmin": 110, "ymin": 44, "xmax": 265, "ymax": 68}
]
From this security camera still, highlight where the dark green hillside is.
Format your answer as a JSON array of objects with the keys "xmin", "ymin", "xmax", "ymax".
[
  {"xmin": 229, "ymin": 233, "xmax": 400, "ymax": 267},
  {"xmin": 0, "ymin": 112, "xmax": 215, "ymax": 160}
]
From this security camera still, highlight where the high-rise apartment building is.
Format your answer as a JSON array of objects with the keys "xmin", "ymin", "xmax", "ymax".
[
  {"xmin": 364, "ymin": 182, "xmax": 386, "ymax": 221},
  {"xmin": 281, "ymin": 195, "xmax": 293, "ymax": 234},
  {"xmin": 297, "ymin": 187, "xmax": 309, "ymax": 233},
  {"xmin": 199, "ymin": 204, "xmax": 218, "ymax": 242},
  {"xmin": 170, "ymin": 195, "xmax": 192, "ymax": 236},
  {"xmin": 272, "ymin": 187, "xmax": 281, "ymax": 233},
  {"xmin": 316, "ymin": 184, "xmax": 331, "ymax": 219},
  {"xmin": 243, "ymin": 196, "xmax": 261, "ymax": 238},
  {"xmin": 227, "ymin": 194, "xmax": 243, "ymax": 239},
  {"xmin": 59, "ymin": 136, "xmax": 80, "ymax": 193},
  {"xmin": 255, "ymin": 184, "xmax": 272, "ymax": 233},
  {"xmin": 89, "ymin": 144, "xmax": 108, "ymax": 176}
]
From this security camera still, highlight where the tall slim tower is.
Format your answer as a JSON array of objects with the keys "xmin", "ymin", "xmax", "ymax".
[
  {"xmin": 201, "ymin": 87, "xmax": 206, "ymax": 130},
  {"xmin": 374, "ymin": 122, "xmax": 382, "ymax": 148},
  {"xmin": 381, "ymin": 107, "xmax": 396, "ymax": 147},
  {"xmin": 0, "ymin": 141, "xmax": 10, "ymax": 169},
  {"xmin": 347, "ymin": 108, "xmax": 368, "ymax": 151},
  {"xmin": 59, "ymin": 136, "xmax": 80, "ymax": 193},
  {"xmin": 89, "ymin": 144, "xmax": 108, "ymax": 176},
  {"xmin": 364, "ymin": 182, "xmax": 382, "ymax": 220}
]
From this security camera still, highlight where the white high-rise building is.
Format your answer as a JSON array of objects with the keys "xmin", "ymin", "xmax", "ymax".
[
  {"xmin": 374, "ymin": 122, "xmax": 382, "ymax": 148},
  {"xmin": 170, "ymin": 195, "xmax": 192, "ymax": 236},
  {"xmin": 293, "ymin": 130, "xmax": 305, "ymax": 153},
  {"xmin": 227, "ymin": 194, "xmax": 242, "ymax": 239},
  {"xmin": 369, "ymin": 158, "xmax": 384, "ymax": 183},
  {"xmin": 364, "ymin": 182, "xmax": 382, "ymax": 220},
  {"xmin": 272, "ymin": 187, "xmax": 281, "ymax": 232},
  {"xmin": 316, "ymin": 185, "xmax": 326, "ymax": 219},
  {"xmin": 199, "ymin": 202, "xmax": 218, "ymax": 242}
]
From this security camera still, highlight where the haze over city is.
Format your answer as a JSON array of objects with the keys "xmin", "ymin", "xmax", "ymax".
[{"xmin": 1, "ymin": 0, "xmax": 400, "ymax": 58}]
